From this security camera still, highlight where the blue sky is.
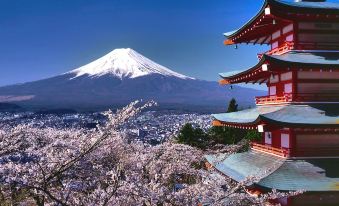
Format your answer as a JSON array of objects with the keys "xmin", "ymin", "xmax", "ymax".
[{"xmin": 0, "ymin": 0, "xmax": 269, "ymax": 86}]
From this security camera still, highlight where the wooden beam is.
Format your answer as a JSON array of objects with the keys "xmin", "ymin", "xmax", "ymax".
[
  {"xmin": 264, "ymin": 36, "xmax": 272, "ymax": 44},
  {"xmin": 224, "ymin": 39, "xmax": 235, "ymax": 45},
  {"xmin": 257, "ymin": 36, "xmax": 267, "ymax": 44},
  {"xmin": 253, "ymin": 38, "xmax": 260, "ymax": 45},
  {"xmin": 252, "ymin": 78, "xmax": 260, "ymax": 84},
  {"xmin": 219, "ymin": 79, "xmax": 230, "ymax": 85},
  {"xmin": 259, "ymin": 78, "xmax": 267, "ymax": 85},
  {"xmin": 212, "ymin": 120, "xmax": 224, "ymax": 127},
  {"xmin": 260, "ymin": 35, "xmax": 270, "ymax": 45}
]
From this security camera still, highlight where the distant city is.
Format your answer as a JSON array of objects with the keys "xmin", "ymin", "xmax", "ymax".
[{"xmin": 0, "ymin": 111, "xmax": 211, "ymax": 144}]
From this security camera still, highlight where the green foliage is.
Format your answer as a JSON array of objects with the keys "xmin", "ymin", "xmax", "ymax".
[
  {"xmin": 176, "ymin": 124, "xmax": 259, "ymax": 150},
  {"xmin": 176, "ymin": 98, "xmax": 262, "ymax": 149},
  {"xmin": 207, "ymin": 126, "xmax": 246, "ymax": 145},
  {"xmin": 244, "ymin": 130, "xmax": 262, "ymax": 142},
  {"xmin": 227, "ymin": 98, "xmax": 238, "ymax": 113},
  {"xmin": 176, "ymin": 123, "xmax": 209, "ymax": 149}
]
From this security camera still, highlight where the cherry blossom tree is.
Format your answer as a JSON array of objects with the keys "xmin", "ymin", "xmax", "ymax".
[{"xmin": 0, "ymin": 101, "xmax": 300, "ymax": 206}]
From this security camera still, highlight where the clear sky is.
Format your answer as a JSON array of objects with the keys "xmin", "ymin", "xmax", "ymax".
[{"xmin": 0, "ymin": 0, "xmax": 270, "ymax": 86}]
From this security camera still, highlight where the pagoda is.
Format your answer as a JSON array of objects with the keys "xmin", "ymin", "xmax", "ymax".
[{"xmin": 206, "ymin": 0, "xmax": 339, "ymax": 205}]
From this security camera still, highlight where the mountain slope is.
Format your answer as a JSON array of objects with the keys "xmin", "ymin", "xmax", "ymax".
[
  {"xmin": 0, "ymin": 48, "xmax": 264, "ymax": 112},
  {"xmin": 69, "ymin": 48, "xmax": 192, "ymax": 80}
]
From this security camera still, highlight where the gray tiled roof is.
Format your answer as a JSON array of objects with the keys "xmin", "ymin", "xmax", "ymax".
[
  {"xmin": 278, "ymin": 0, "xmax": 339, "ymax": 10},
  {"xmin": 212, "ymin": 105, "xmax": 339, "ymax": 127},
  {"xmin": 224, "ymin": 0, "xmax": 339, "ymax": 39},
  {"xmin": 212, "ymin": 106, "xmax": 282, "ymax": 124},
  {"xmin": 205, "ymin": 151, "xmax": 284, "ymax": 183},
  {"xmin": 260, "ymin": 159, "xmax": 339, "ymax": 191},
  {"xmin": 206, "ymin": 151, "xmax": 339, "ymax": 191},
  {"xmin": 267, "ymin": 51, "xmax": 339, "ymax": 66},
  {"xmin": 219, "ymin": 51, "xmax": 339, "ymax": 79}
]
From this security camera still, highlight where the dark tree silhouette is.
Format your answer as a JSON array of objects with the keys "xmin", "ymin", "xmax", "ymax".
[{"xmin": 227, "ymin": 98, "xmax": 238, "ymax": 113}]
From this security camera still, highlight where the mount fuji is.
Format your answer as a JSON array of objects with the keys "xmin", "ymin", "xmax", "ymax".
[
  {"xmin": 69, "ymin": 48, "xmax": 191, "ymax": 80},
  {"xmin": 0, "ymin": 48, "xmax": 263, "ymax": 112}
]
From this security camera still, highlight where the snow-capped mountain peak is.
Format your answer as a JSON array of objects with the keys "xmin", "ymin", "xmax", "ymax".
[{"xmin": 69, "ymin": 48, "xmax": 193, "ymax": 80}]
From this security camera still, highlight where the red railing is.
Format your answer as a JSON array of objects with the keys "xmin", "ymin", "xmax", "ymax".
[
  {"xmin": 251, "ymin": 143, "xmax": 339, "ymax": 158},
  {"xmin": 255, "ymin": 93, "xmax": 292, "ymax": 105},
  {"xmin": 251, "ymin": 143, "xmax": 290, "ymax": 158},
  {"xmin": 256, "ymin": 93, "xmax": 339, "ymax": 105},
  {"xmin": 257, "ymin": 41, "xmax": 294, "ymax": 59}
]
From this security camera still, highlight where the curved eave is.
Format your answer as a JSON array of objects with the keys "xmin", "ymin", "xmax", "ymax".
[
  {"xmin": 219, "ymin": 56, "xmax": 269, "ymax": 85},
  {"xmin": 213, "ymin": 116, "xmax": 339, "ymax": 130},
  {"xmin": 212, "ymin": 105, "xmax": 339, "ymax": 129},
  {"xmin": 224, "ymin": 0, "xmax": 339, "ymax": 45},
  {"xmin": 212, "ymin": 119, "xmax": 261, "ymax": 129},
  {"xmin": 224, "ymin": 0, "xmax": 268, "ymax": 40},
  {"xmin": 212, "ymin": 108, "xmax": 267, "ymax": 128},
  {"xmin": 212, "ymin": 108, "xmax": 263, "ymax": 128},
  {"xmin": 269, "ymin": 0, "xmax": 339, "ymax": 15},
  {"xmin": 219, "ymin": 51, "xmax": 339, "ymax": 85}
]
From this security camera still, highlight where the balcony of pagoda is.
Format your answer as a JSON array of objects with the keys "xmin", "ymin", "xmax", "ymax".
[
  {"xmin": 257, "ymin": 41, "xmax": 294, "ymax": 59},
  {"xmin": 251, "ymin": 142, "xmax": 339, "ymax": 158},
  {"xmin": 255, "ymin": 93, "xmax": 292, "ymax": 105},
  {"xmin": 251, "ymin": 142, "xmax": 290, "ymax": 158},
  {"xmin": 255, "ymin": 93, "xmax": 339, "ymax": 105}
]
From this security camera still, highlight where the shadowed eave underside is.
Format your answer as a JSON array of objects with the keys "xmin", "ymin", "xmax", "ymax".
[
  {"xmin": 223, "ymin": 0, "xmax": 339, "ymax": 45},
  {"xmin": 219, "ymin": 51, "xmax": 339, "ymax": 85},
  {"xmin": 212, "ymin": 104, "xmax": 339, "ymax": 128}
]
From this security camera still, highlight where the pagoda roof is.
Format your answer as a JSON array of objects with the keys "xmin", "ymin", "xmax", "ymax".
[
  {"xmin": 219, "ymin": 51, "xmax": 339, "ymax": 85},
  {"xmin": 205, "ymin": 151, "xmax": 339, "ymax": 191},
  {"xmin": 266, "ymin": 50, "xmax": 339, "ymax": 67},
  {"xmin": 273, "ymin": 0, "xmax": 339, "ymax": 12},
  {"xmin": 212, "ymin": 104, "xmax": 339, "ymax": 128},
  {"xmin": 224, "ymin": 0, "xmax": 339, "ymax": 45}
]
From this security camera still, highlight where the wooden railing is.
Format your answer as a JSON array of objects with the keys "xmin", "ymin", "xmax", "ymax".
[
  {"xmin": 251, "ymin": 143, "xmax": 290, "ymax": 158},
  {"xmin": 256, "ymin": 93, "xmax": 339, "ymax": 105},
  {"xmin": 251, "ymin": 143, "xmax": 339, "ymax": 158},
  {"xmin": 257, "ymin": 41, "xmax": 294, "ymax": 59},
  {"xmin": 255, "ymin": 93, "xmax": 292, "ymax": 105}
]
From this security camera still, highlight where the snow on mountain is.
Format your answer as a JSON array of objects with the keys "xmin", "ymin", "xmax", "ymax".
[
  {"xmin": 69, "ymin": 48, "xmax": 193, "ymax": 80},
  {"xmin": 0, "ymin": 47, "xmax": 265, "ymax": 112}
]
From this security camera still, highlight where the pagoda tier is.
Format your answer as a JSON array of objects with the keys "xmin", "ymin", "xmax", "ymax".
[
  {"xmin": 224, "ymin": 0, "xmax": 339, "ymax": 51},
  {"xmin": 210, "ymin": 0, "xmax": 339, "ymax": 200},
  {"xmin": 212, "ymin": 104, "xmax": 339, "ymax": 158},
  {"xmin": 219, "ymin": 51, "xmax": 339, "ymax": 105},
  {"xmin": 219, "ymin": 51, "xmax": 339, "ymax": 84}
]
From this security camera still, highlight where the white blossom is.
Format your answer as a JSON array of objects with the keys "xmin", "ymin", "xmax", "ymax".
[{"xmin": 0, "ymin": 101, "xmax": 300, "ymax": 206}]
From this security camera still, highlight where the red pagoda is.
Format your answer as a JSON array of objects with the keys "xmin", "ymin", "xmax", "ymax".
[{"xmin": 206, "ymin": 0, "xmax": 339, "ymax": 205}]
